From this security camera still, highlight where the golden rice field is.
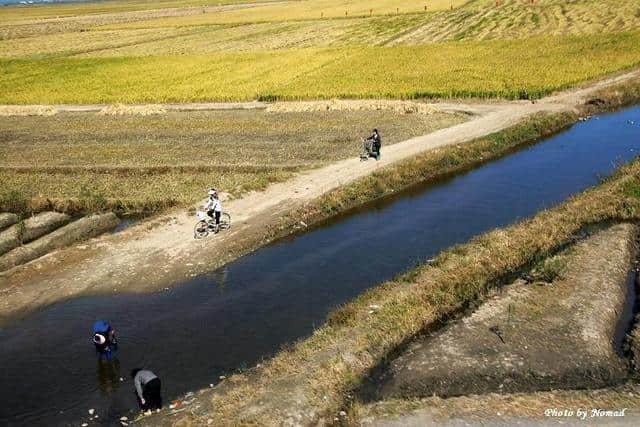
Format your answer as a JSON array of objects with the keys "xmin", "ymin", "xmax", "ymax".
[
  {"xmin": 2, "ymin": 32, "xmax": 640, "ymax": 104},
  {"xmin": 2, "ymin": 0, "xmax": 639, "ymax": 56},
  {"xmin": 0, "ymin": 109, "xmax": 465, "ymax": 213},
  {"xmin": 1, "ymin": 0, "xmax": 639, "ymax": 103}
]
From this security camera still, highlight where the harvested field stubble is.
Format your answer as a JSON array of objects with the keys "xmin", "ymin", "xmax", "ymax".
[
  {"xmin": 98, "ymin": 0, "xmax": 465, "ymax": 29},
  {"xmin": 385, "ymin": 0, "xmax": 640, "ymax": 45},
  {"xmin": 0, "ymin": 109, "xmax": 464, "ymax": 214},
  {"xmin": 3, "ymin": 1, "xmax": 640, "ymax": 58}
]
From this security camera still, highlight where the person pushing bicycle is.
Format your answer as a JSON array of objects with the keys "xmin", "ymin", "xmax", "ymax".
[{"xmin": 365, "ymin": 128, "xmax": 381, "ymax": 160}]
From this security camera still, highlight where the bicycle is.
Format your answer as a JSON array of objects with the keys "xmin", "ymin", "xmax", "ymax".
[
  {"xmin": 360, "ymin": 138, "xmax": 380, "ymax": 161},
  {"xmin": 193, "ymin": 211, "xmax": 231, "ymax": 239}
]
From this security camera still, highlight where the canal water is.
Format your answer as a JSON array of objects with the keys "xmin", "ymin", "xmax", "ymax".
[{"xmin": 1, "ymin": 106, "xmax": 638, "ymax": 426}]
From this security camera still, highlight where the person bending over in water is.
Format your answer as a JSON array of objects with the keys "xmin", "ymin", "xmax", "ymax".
[{"xmin": 131, "ymin": 368, "xmax": 162, "ymax": 411}]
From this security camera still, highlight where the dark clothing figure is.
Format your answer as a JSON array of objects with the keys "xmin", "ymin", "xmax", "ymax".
[
  {"xmin": 207, "ymin": 209, "xmax": 221, "ymax": 226},
  {"xmin": 366, "ymin": 129, "xmax": 382, "ymax": 158},
  {"xmin": 92, "ymin": 320, "xmax": 117, "ymax": 360},
  {"xmin": 132, "ymin": 369, "xmax": 162, "ymax": 410}
]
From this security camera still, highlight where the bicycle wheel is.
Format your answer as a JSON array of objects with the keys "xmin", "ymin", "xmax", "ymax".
[
  {"xmin": 219, "ymin": 212, "xmax": 231, "ymax": 230},
  {"xmin": 194, "ymin": 220, "xmax": 209, "ymax": 239}
]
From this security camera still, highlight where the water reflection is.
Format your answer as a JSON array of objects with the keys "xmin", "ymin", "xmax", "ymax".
[{"xmin": 96, "ymin": 359, "xmax": 121, "ymax": 396}]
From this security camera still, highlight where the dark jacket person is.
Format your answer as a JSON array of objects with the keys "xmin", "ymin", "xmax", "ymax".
[
  {"xmin": 366, "ymin": 129, "xmax": 382, "ymax": 155},
  {"xmin": 131, "ymin": 368, "xmax": 162, "ymax": 410}
]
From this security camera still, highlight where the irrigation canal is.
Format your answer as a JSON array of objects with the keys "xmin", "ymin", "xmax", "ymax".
[{"xmin": 1, "ymin": 105, "xmax": 639, "ymax": 425}]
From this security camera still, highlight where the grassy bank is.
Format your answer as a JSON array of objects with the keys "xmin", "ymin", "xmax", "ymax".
[
  {"xmin": 582, "ymin": 77, "xmax": 640, "ymax": 114},
  {"xmin": 146, "ymin": 135, "xmax": 640, "ymax": 426},
  {"xmin": 2, "ymin": 32, "xmax": 640, "ymax": 103},
  {"xmin": 0, "ymin": 109, "xmax": 463, "ymax": 215},
  {"xmin": 286, "ymin": 111, "xmax": 578, "ymax": 223}
]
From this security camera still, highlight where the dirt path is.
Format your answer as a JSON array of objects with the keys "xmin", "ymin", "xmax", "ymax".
[{"xmin": 0, "ymin": 69, "xmax": 638, "ymax": 323}]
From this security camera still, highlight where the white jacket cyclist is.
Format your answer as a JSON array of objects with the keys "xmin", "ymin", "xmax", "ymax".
[{"xmin": 204, "ymin": 197, "xmax": 222, "ymax": 212}]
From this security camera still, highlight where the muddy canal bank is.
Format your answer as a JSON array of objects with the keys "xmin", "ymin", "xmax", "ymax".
[{"xmin": 368, "ymin": 224, "xmax": 637, "ymax": 400}]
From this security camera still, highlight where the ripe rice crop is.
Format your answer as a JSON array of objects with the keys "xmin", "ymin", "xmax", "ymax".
[{"xmin": 2, "ymin": 32, "xmax": 639, "ymax": 104}]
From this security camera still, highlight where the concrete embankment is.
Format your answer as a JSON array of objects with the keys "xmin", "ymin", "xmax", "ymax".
[
  {"xmin": 0, "ymin": 211, "xmax": 71, "ymax": 256},
  {"xmin": 0, "ymin": 213, "xmax": 119, "ymax": 272},
  {"xmin": 374, "ymin": 223, "xmax": 637, "ymax": 399}
]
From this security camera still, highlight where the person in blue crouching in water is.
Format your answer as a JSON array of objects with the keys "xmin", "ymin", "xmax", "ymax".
[{"xmin": 92, "ymin": 320, "xmax": 118, "ymax": 361}]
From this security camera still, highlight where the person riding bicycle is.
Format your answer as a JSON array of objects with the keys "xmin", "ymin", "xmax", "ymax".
[
  {"xmin": 203, "ymin": 188, "xmax": 223, "ymax": 233},
  {"xmin": 365, "ymin": 129, "xmax": 381, "ymax": 160}
]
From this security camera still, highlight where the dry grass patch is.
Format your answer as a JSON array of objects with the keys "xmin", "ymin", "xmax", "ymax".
[
  {"xmin": 265, "ymin": 99, "xmax": 439, "ymax": 114},
  {"xmin": 0, "ymin": 105, "xmax": 56, "ymax": 116},
  {"xmin": 98, "ymin": 103, "xmax": 166, "ymax": 115}
]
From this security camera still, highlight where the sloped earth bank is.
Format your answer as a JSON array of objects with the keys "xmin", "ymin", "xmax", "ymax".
[
  {"xmin": 0, "ymin": 212, "xmax": 18, "ymax": 230},
  {"xmin": 0, "ymin": 69, "xmax": 639, "ymax": 323},
  {"xmin": 0, "ymin": 213, "xmax": 120, "ymax": 272},
  {"xmin": 365, "ymin": 223, "xmax": 637, "ymax": 401},
  {"xmin": 0, "ymin": 211, "xmax": 70, "ymax": 256}
]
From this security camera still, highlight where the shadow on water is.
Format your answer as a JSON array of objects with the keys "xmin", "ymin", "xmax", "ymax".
[{"xmin": 1, "ymin": 106, "xmax": 639, "ymax": 425}]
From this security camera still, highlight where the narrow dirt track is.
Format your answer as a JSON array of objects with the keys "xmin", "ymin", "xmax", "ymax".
[{"xmin": 1, "ymin": 69, "xmax": 638, "ymax": 322}]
